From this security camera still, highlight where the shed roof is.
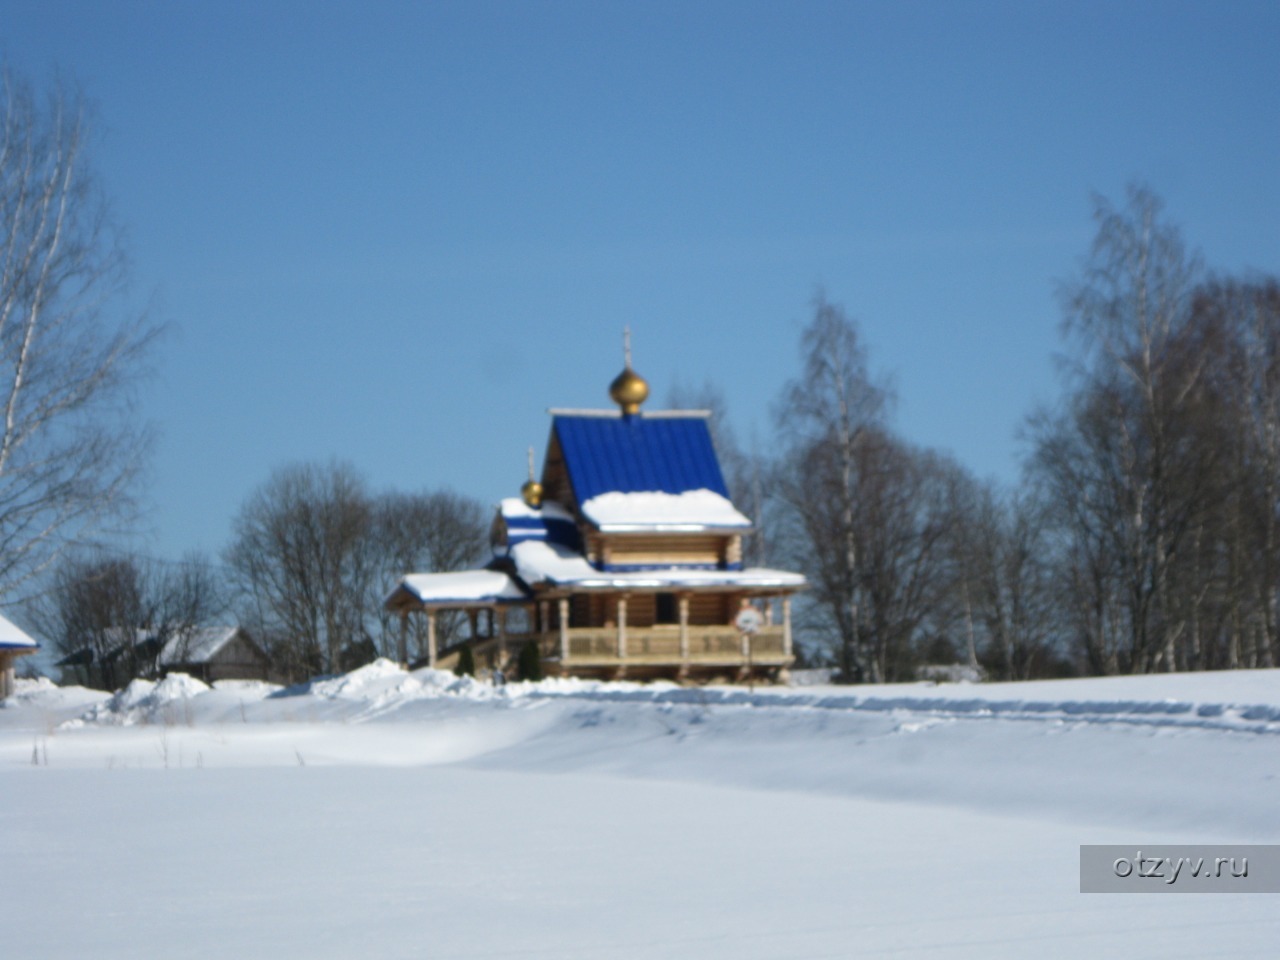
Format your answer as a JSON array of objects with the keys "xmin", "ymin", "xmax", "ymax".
[
  {"xmin": 54, "ymin": 626, "xmax": 250, "ymax": 667},
  {"xmin": 0, "ymin": 611, "xmax": 38, "ymax": 650},
  {"xmin": 159, "ymin": 627, "xmax": 245, "ymax": 666}
]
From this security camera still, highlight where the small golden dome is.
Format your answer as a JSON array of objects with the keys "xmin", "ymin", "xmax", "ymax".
[
  {"xmin": 521, "ymin": 478, "xmax": 543, "ymax": 508},
  {"xmin": 520, "ymin": 446, "xmax": 542, "ymax": 507},
  {"xmin": 609, "ymin": 365, "xmax": 649, "ymax": 415}
]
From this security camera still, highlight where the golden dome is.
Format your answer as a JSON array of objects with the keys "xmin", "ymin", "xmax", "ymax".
[
  {"xmin": 520, "ymin": 446, "xmax": 543, "ymax": 507},
  {"xmin": 609, "ymin": 365, "xmax": 649, "ymax": 415},
  {"xmin": 521, "ymin": 478, "xmax": 543, "ymax": 508}
]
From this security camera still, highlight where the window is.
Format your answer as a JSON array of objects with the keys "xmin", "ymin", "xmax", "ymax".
[{"xmin": 655, "ymin": 593, "xmax": 678, "ymax": 625}]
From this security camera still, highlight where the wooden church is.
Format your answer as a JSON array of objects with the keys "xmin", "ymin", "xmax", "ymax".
[{"xmin": 385, "ymin": 344, "xmax": 806, "ymax": 683}]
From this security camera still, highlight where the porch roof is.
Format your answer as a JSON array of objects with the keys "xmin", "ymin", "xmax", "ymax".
[{"xmin": 386, "ymin": 569, "xmax": 531, "ymax": 610}]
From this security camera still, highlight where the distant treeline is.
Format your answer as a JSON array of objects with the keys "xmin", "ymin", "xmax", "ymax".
[
  {"xmin": 37, "ymin": 186, "xmax": 1280, "ymax": 686},
  {"xmin": 736, "ymin": 186, "xmax": 1280, "ymax": 681}
]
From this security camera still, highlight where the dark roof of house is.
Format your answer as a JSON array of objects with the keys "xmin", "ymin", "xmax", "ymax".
[{"xmin": 552, "ymin": 412, "xmax": 731, "ymax": 505}]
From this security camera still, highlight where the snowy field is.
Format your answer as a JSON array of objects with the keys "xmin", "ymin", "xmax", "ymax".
[{"xmin": 3, "ymin": 663, "xmax": 1279, "ymax": 958}]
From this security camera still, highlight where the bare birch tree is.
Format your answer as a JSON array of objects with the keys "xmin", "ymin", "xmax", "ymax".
[
  {"xmin": 775, "ymin": 294, "xmax": 889, "ymax": 681},
  {"xmin": 226, "ymin": 461, "xmax": 487, "ymax": 678},
  {"xmin": 1029, "ymin": 186, "xmax": 1224, "ymax": 673},
  {"xmin": 955, "ymin": 483, "xmax": 1059, "ymax": 680},
  {"xmin": 226, "ymin": 461, "xmax": 376, "ymax": 678},
  {"xmin": 0, "ymin": 66, "xmax": 155, "ymax": 598}
]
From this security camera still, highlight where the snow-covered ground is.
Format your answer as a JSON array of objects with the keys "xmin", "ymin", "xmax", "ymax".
[{"xmin": 3, "ymin": 663, "xmax": 1278, "ymax": 958}]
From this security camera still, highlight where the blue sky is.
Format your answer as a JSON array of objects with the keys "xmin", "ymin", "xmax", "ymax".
[{"xmin": 4, "ymin": 0, "xmax": 1278, "ymax": 563}]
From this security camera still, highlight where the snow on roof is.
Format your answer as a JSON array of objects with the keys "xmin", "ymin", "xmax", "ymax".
[
  {"xmin": 395, "ymin": 570, "xmax": 529, "ymax": 606},
  {"xmin": 0, "ymin": 610, "xmax": 38, "ymax": 650},
  {"xmin": 497, "ymin": 497, "xmax": 582, "ymax": 551},
  {"xmin": 581, "ymin": 489, "xmax": 751, "ymax": 531},
  {"xmin": 509, "ymin": 539, "xmax": 597, "ymax": 583},
  {"xmin": 498, "ymin": 497, "xmax": 575, "ymax": 523},
  {"xmin": 158, "ymin": 627, "xmax": 242, "ymax": 666},
  {"xmin": 509, "ymin": 540, "xmax": 805, "ymax": 590}
]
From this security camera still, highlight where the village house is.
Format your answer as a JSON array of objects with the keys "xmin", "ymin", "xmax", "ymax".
[
  {"xmin": 385, "ymin": 348, "xmax": 806, "ymax": 683},
  {"xmin": 56, "ymin": 625, "xmax": 271, "ymax": 689}
]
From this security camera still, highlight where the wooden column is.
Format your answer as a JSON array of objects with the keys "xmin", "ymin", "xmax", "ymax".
[
  {"xmin": 558, "ymin": 598, "xmax": 569, "ymax": 660},
  {"xmin": 426, "ymin": 610, "xmax": 438, "ymax": 667},
  {"xmin": 398, "ymin": 611, "xmax": 409, "ymax": 667},
  {"xmin": 497, "ymin": 608, "xmax": 508, "ymax": 668},
  {"xmin": 678, "ymin": 594, "xmax": 690, "ymax": 661},
  {"xmin": 782, "ymin": 596, "xmax": 793, "ymax": 658},
  {"xmin": 617, "ymin": 596, "xmax": 628, "ymax": 660}
]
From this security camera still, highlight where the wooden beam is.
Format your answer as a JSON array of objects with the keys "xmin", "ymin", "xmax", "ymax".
[
  {"xmin": 497, "ymin": 608, "xmax": 508, "ymax": 668},
  {"xmin": 558, "ymin": 598, "xmax": 569, "ymax": 660},
  {"xmin": 782, "ymin": 596, "xmax": 793, "ymax": 659},
  {"xmin": 617, "ymin": 596, "xmax": 628, "ymax": 660},
  {"xmin": 679, "ymin": 594, "xmax": 689, "ymax": 662},
  {"xmin": 398, "ymin": 612, "xmax": 408, "ymax": 667},
  {"xmin": 427, "ymin": 610, "xmax": 438, "ymax": 668}
]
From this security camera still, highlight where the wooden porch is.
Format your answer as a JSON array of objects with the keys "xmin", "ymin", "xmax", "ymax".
[
  {"xmin": 428, "ymin": 596, "xmax": 794, "ymax": 682},
  {"xmin": 389, "ymin": 583, "xmax": 798, "ymax": 683}
]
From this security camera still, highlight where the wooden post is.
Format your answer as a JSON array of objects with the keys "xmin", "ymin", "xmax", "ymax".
[
  {"xmin": 497, "ymin": 608, "xmax": 508, "ymax": 669},
  {"xmin": 617, "ymin": 596, "xmax": 628, "ymax": 660},
  {"xmin": 398, "ymin": 612, "xmax": 409, "ymax": 667},
  {"xmin": 782, "ymin": 596, "xmax": 793, "ymax": 659},
  {"xmin": 427, "ymin": 610, "xmax": 438, "ymax": 668},
  {"xmin": 558, "ymin": 598, "xmax": 569, "ymax": 660},
  {"xmin": 679, "ymin": 594, "xmax": 689, "ymax": 660}
]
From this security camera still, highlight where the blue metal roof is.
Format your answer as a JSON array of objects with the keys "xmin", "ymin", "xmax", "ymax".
[{"xmin": 553, "ymin": 414, "xmax": 731, "ymax": 504}]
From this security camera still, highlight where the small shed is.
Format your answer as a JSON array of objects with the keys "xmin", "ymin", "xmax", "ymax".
[{"xmin": 0, "ymin": 611, "xmax": 39, "ymax": 698}]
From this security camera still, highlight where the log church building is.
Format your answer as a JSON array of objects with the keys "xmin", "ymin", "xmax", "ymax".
[{"xmin": 385, "ymin": 342, "xmax": 805, "ymax": 683}]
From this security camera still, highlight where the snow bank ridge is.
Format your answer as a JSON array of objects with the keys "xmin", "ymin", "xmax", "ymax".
[
  {"xmin": 520, "ymin": 685, "xmax": 1280, "ymax": 733},
  {"xmin": 44, "ymin": 659, "xmax": 1280, "ymax": 735},
  {"xmin": 68, "ymin": 674, "xmax": 211, "ymax": 727}
]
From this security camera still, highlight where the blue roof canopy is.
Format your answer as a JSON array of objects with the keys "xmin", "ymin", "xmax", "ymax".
[{"xmin": 553, "ymin": 413, "xmax": 731, "ymax": 505}]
